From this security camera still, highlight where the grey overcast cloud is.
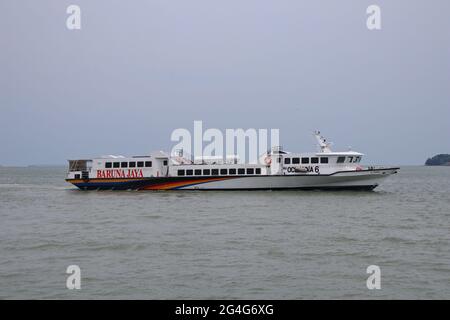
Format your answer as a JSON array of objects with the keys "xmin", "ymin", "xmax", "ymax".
[{"xmin": 1, "ymin": 0, "xmax": 449, "ymax": 166}]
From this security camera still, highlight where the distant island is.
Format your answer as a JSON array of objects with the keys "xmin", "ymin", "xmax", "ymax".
[{"xmin": 425, "ymin": 154, "xmax": 450, "ymax": 166}]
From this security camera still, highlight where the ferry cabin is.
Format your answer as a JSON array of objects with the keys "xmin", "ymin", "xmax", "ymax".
[{"xmin": 67, "ymin": 149, "xmax": 365, "ymax": 181}]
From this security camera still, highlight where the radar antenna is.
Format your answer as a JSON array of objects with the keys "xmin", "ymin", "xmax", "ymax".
[{"xmin": 314, "ymin": 130, "xmax": 333, "ymax": 153}]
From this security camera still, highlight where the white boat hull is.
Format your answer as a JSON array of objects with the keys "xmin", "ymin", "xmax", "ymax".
[
  {"xmin": 67, "ymin": 168, "xmax": 399, "ymax": 191},
  {"xmin": 177, "ymin": 168, "xmax": 398, "ymax": 190}
]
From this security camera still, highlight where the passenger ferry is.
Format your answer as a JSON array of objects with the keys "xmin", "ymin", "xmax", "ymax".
[{"xmin": 66, "ymin": 132, "xmax": 399, "ymax": 191}]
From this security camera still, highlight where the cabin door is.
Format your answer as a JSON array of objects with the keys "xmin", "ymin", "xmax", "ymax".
[
  {"xmin": 270, "ymin": 154, "xmax": 282, "ymax": 175},
  {"xmin": 153, "ymin": 158, "xmax": 169, "ymax": 177}
]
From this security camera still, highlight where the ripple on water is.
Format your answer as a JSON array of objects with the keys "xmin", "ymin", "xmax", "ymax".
[{"xmin": 0, "ymin": 166, "xmax": 449, "ymax": 299}]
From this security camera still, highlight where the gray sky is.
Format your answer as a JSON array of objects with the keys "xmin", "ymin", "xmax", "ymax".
[{"xmin": 1, "ymin": 0, "xmax": 449, "ymax": 166}]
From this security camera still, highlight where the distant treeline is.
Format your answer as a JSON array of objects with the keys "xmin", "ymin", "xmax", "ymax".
[{"xmin": 425, "ymin": 154, "xmax": 450, "ymax": 166}]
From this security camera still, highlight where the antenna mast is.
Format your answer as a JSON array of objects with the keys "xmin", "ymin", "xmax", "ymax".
[{"xmin": 314, "ymin": 131, "xmax": 332, "ymax": 153}]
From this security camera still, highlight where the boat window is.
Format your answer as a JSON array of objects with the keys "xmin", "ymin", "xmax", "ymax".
[
  {"xmin": 311, "ymin": 157, "xmax": 319, "ymax": 164},
  {"xmin": 203, "ymin": 169, "xmax": 210, "ymax": 175},
  {"xmin": 229, "ymin": 168, "xmax": 237, "ymax": 175},
  {"xmin": 137, "ymin": 161, "xmax": 144, "ymax": 167},
  {"xmin": 301, "ymin": 157, "xmax": 309, "ymax": 164},
  {"xmin": 194, "ymin": 169, "xmax": 202, "ymax": 175},
  {"xmin": 69, "ymin": 160, "xmax": 89, "ymax": 172},
  {"xmin": 247, "ymin": 168, "xmax": 254, "ymax": 175},
  {"xmin": 145, "ymin": 161, "xmax": 152, "ymax": 167},
  {"xmin": 292, "ymin": 158, "xmax": 300, "ymax": 164},
  {"xmin": 348, "ymin": 156, "xmax": 354, "ymax": 163},
  {"xmin": 186, "ymin": 169, "xmax": 193, "ymax": 175},
  {"xmin": 105, "ymin": 162, "xmax": 112, "ymax": 168},
  {"xmin": 129, "ymin": 162, "xmax": 136, "ymax": 168},
  {"xmin": 255, "ymin": 168, "xmax": 261, "ymax": 174},
  {"xmin": 113, "ymin": 162, "xmax": 120, "ymax": 168},
  {"xmin": 356, "ymin": 156, "xmax": 361, "ymax": 163},
  {"xmin": 163, "ymin": 160, "xmax": 168, "ymax": 166},
  {"xmin": 177, "ymin": 170, "xmax": 185, "ymax": 176},
  {"xmin": 238, "ymin": 168, "xmax": 245, "ymax": 174},
  {"xmin": 337, "ymin": 156, "xmax": 345, "ymax": 163},
  {"xmin": 74, "ymin": 174, "xmax": 80, "ymax": 179},
  {"xmin": 212, "ymin": 169, "xmax": 219, "ymax": 176},
  {"xmin": 284, "ymin": 158, "xmax": 291, "ymax": 164},
  {"xmin": 220, "ymin": 169, "xmax": 227, "ymax": 175},
  {"xmin": 121, "ymin": 162, "xmax": 128, "ymax": 168},
  {"xmin": 320, "ymin": 157, "xmax": 328, "ymax": 164}
]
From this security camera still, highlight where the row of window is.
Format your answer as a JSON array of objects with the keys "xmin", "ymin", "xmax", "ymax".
[
  {"xmin": 284, "ymin": 156, "xmax": 362, "ymax": 165},
  {"xmin": 284, "ymin": 157, "xmax": 328, "ymax": 165},
  {"xmin": 337, "ymin": 156, "xmax": 361, "ymax": 163},
  {"xmin": 103, "ymin": 156, "xmax": 360, "ymax": 169},
  {"xmin": 105, "ymin": 161, "xmax": 152, "ymax": 168},
  {"xmin": 178, "ymin": 168, "xmax": 262, "ymax": 176},
  {"xmin": 104, "ymin": 160, "xmax": 169, "ymax": 168}
]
